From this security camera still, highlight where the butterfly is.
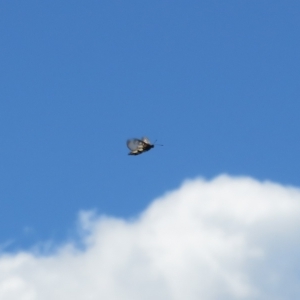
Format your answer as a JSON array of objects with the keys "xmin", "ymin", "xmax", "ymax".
[{"xmin": 126, "ymin": 137, "xmax": 162, "ymax": 155}]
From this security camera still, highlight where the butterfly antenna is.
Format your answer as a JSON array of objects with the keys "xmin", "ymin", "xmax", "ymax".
[{"xmin": 153, "ymin": 139, "xmax": 163, "ymax": 146}]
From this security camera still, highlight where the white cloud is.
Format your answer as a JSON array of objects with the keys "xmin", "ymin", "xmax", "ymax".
[{"xmin": 1, "ymin": 175, "xmax": 300, "ymax": 300}]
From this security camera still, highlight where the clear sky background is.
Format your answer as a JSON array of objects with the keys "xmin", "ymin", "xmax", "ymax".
[{"xmin": 1, "ymin": 0, "xmax": 300, "ymax": 251}]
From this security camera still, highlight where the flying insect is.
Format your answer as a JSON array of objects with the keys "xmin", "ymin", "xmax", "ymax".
[{"xmin": 126, "ymin": 137, "xmax": 161, "ymax": 155}]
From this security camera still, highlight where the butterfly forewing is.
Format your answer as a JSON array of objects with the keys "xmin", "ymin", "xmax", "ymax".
[
  {"xmin": 141, "ymin": 136, "xmax": 151, "ymax": 145},
  {"xmin": 127, "ymin": 139, "xmax": 144, "ymax": 151}
]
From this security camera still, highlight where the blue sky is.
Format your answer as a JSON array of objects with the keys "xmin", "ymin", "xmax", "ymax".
[{"xmin": 1, "ymin": 0, "xmax": 300, "ymax": 250}]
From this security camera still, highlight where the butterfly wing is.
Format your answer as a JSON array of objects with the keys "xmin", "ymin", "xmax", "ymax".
[
  {"xmin": 141, "ymin": 136, "xmax": 151, "ymax": 145},
  {"xmin": 127, "ymin": 138, "xmax": 145, "ymax": 155},
  {"xmin": 127, "ymin": 139, "xmax": 143, "ymax": 150}
]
